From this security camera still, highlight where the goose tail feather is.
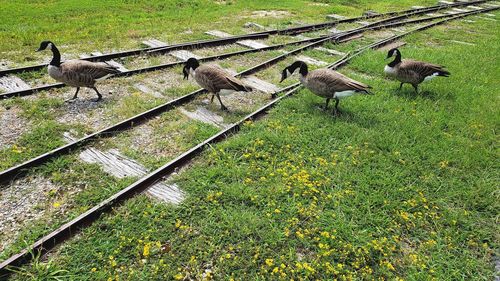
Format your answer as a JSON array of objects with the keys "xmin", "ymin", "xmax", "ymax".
[
  {"xmin": 437, "ymin": 70, "xmax": 450, "ymax": 77},
  {"xmin": 103, "ymin": 63, "xmax": 121, "ymax": 74}
]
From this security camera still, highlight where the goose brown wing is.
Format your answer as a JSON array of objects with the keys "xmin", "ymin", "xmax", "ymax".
[
  {"xmin": 310, "ymin": 69, "xmax": 370, "ymax": 92},
  {"xmin": 197, "ymin": 65, "xmax": 249, "ymax": 92},
  {"xmin": 400, "ymin": 60, "xmax": 449, "ymax": 80},
  {"xmin": 60, "ymin": 60, "xmax": 119, "ymax": 81}
]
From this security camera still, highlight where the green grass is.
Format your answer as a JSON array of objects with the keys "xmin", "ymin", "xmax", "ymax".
[
  {"xmin": 0, "ymin": 0, "xmax": 438, "ymax": 63},
  {"xmin": 6, "ymin": 12, "xmax": 498, "ymax": 280},
  {"xmin": 0, "ymin": 120, "xmax": 70, "ymax": 170},
  {"xmin": 1, "ymin": 1, "xmax": 498, "ymax": 280}
]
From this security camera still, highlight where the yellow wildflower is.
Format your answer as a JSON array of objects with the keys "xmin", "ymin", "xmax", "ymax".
[
  {"xmin": 439, "ymin": 160, "xmax": 449, "ymax": 168},
  {"xmin": 143, "ymin": 243, "xmax": 150, "ymax": 257}
]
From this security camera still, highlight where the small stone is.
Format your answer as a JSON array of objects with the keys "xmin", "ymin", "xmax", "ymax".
[{"xmin": 363, "ymin": 10, "xmax": 379, "ymax": 17}]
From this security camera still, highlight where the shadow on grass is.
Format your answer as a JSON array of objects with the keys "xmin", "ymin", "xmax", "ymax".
[
  {"xmin": 391, "ymin": 87, "xmax": 455, "ymax": 101},
  {"xmin": 312, "ymin": 103, "xmax": 380, "ymax": 128}
]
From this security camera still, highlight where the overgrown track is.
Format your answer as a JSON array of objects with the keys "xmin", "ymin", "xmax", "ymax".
[
  {"xmin": 0, "ymin": 1, "xmax": 493, "ymax": 100},
  {"xmin": 0, "ymin": 3, "xmax": 494, "ymax": 185},
  {"xmin": 0, "ymin": 4, "xmax": 497, "ymax": 276},
  {"xmin": 0, "ymin": 0, "xmax": 488, "ymax": 78}
]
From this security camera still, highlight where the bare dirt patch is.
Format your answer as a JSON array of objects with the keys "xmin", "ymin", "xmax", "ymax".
[
  {"xmin": 0, "ymin": 59, "xmax": 13, "ymax": 70},
  {"xmin": 0, "ymin": 106, "xmax": 30, "ymax": 149},
  {"xmin": 192, "ymin": 44, "xmax": 246, "ymax": 58},
  {"xmin": 0, "ymin": 176, "xmax": 60, "ymax": 252},
  {"xmin": 378, "ymin": 41, "xmax": 407, "ymax": 51},
  {"xmin": 248, "ymin": 10, "xmax": 291, "ymax": 18},
  {"xmin": 56, "ymin": 98, "xmax": 112, "ymax": 131},
  {"xmin": 54, "ymin": 70, "xmax": 184, "ymax": 131}
]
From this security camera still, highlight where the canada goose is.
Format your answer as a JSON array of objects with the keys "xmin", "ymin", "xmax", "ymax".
[
  {"xmin": 384, "ymin": 48, "xmax": 450, "ymax": 93},
  {"xmin": 182, "ymin": 58, "xmax": 252, "ymax": 111},
  {"xmin": 36, "ymin": 41, "xmax": 120, "ymax": 102},
  {"xmin": 280, "ymin": 61, "xmax": 372, "ymax": 115}
]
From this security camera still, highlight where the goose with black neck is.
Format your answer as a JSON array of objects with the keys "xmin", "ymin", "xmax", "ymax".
[
  {"xmin": 280, "ymin": 61, "xmax": 372, "ymax": 115},
  {"xmin": 182, "ymin": 57, "xmax": 253, "ymax": 111},
  {"xmin": 384, "ymin": 48, "xmax": 450, "ymax": 94},
  {"xmin": 36, "ymin": 40, "xmax": 120, "ymax": 102}
]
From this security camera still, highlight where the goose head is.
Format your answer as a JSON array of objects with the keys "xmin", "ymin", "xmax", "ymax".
[
  {"xmin": 183, "ymin": 57, "xmax": 200, "ymax": 80},
  {"xmin": 36, "ymin": 41, "xmax": 55, "ymax": 52},
  {"xmin": 386, "ymin": 48, "xmax": 401, "ymax": 60},
  {"xmin": 280, "ymin": 60, "xmax": 308, "ymax": 83}
]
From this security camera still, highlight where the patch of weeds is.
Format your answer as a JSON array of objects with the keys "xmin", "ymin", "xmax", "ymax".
[
  {"xmin": 0, "ymin": 120, "xmax": 70, "ymax": 169},
  {"xmin": 15, "ymin": 69, "xmax": 46, "ymax": 81},
  {"xmin": 14, "ymin": 97, "xmax": 63, "ymax": 121},
  {"xmin": 6, "ymin": 247, "xmax": 71, "ymax": 281}
]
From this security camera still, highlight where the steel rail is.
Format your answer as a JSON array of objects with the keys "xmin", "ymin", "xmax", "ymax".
[
  {"xmin": 0, "ymin": 0, "xmax": 490, "ymax": 100},
  {"xmin": 0, "ymin": 0, "xmax": 490, "ymax": 78},
  {"xmin": 0, "ymin": 5, "xmax": 496, "ymax": 185},
  {"xmin": 1, "ymin": 6, "xmax": 496, "ymax": 275},
  {"xmin": 0, "ymin": 38, "xmax": 336, "ymax": 185},
  {"xmin": 0, "ymin": 10, "xmax": 384, "ymax": 77},
  {"xmin": 0, "ymin": 36, "xmax": 326, "ymax": 100}
]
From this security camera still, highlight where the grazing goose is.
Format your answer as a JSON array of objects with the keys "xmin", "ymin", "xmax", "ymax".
[
  {"xmin": 280, "ymin": 61, "xmax": 372, "ymax": 115},
  {"xmin": 36, "ymin": 41, "xmax": 120, "ymax": 102},
  {"xmin": 384, "ymin": 48, "xmax": 450, "ymax": 93},
  {"xmin": 182, "ymin": 57, "xmax": 252, "ymax": 111}
]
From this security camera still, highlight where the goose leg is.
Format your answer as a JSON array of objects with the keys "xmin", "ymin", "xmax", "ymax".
[
  {"xmin": 324, "ymin": 98, "xmax": 330, "ymax": 110},
  {"xmin": 215, "ymin": 93, "xmax": 228, "ymax": 111},
  {"xmin": 333, "ymin": 98, "xmax": 340, "ymax": 116},
  {"xmin": 399, "ymin": 83, "xmax": 404, "ymax": 90},
  {"xmin": 412, "ymin": 84, "xmax": 419, "ymax": 94},
  {"xmin": 210, "ymin": 93, "xmax": 215, "ymax": 103},
  {"xmin": 92, "ymin": 87, "xmax": 102, "ymax": 102},
  {"xmin": 65, "ymin": 87, "xmax": 80, "ymax": 102}
]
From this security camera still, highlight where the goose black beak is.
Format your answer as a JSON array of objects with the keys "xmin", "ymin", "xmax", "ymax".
[{"xmin": 279, "ymin": 73, "xmax": 287, "ymax": 83}]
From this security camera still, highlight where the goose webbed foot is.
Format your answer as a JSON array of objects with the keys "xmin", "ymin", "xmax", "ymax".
[
  {"xmin": 412, "ymin": 84, "xmax": 419, "ymax": 94},
  {"xmin": 92, "ymin": 87, "xmax": 103, "ymax": 102},
  {"xmin": 214, "ymin": 93, "xmax": 228, "ymax": 111},
  {"xmin": 65, "ymin": 87, "xmax": 80, "ymax": 102},
  {"xmin": 332, "ymin": 99, "xmax": 341, "ymax": 116},
  {"xmin": 333, "ymin": 108, "xmax": 342, "ymax": 116},
  {"xmin": 324, "ymin": 98, "xmax": 331, "ymax": 110}
]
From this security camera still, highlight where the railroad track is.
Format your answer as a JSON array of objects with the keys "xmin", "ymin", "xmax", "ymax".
[
  {"xmin": 0, "ymin": 3, "xmax": 498, "ymax": 276},
  {"xmin": 0, "ymin": 0, "xmax": 492, "ymax": 99},
  {"xmin": 0, "ymin": 0, "xmax": 489, "ymax": 79},
  {"xmin": 0, "ymin": 2, "xmax": 496, "ymax": 186}
]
